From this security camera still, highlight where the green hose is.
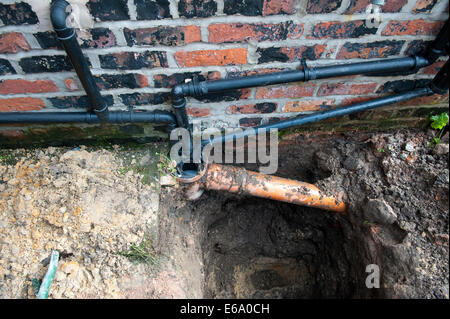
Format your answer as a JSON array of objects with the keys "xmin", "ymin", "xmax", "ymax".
[{"xmin": 36, "ymin": 250, "xmax": 59, "ymax": 299}]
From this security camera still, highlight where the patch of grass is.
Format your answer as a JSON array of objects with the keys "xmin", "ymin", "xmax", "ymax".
[
  {"xmin": 156, "ymin": 152, "xmax": 177, "ymax": 177},
  {"xmin": 119, "ymin": 234, "xmax": 160, "ymax": 267},
  {"xmin": 0, "ymin": 151, "xmax": 18, "ymax": 165}
]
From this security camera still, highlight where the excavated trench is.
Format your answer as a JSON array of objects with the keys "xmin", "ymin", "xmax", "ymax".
[
  {"xmin": 159, "ymin": 172, "xmax": 371, "ymax": 299},
  {"xmin": 158, "ymin": 130, "xmax": 449, "ymax": 299}
]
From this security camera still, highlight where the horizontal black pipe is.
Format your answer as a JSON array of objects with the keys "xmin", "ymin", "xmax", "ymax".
[
  {"xmin": 0, "ymin": 111, "xmax": 176, "ymax": 125},
  {"xmin": 173, "ymin": 56, "xmax": 430, "ymax": 97},
  {"xmin": 201, "ymin": 87, "xmax": 433, "ymax": 147},
  {"xmin": 51, "ymin": 0, "xmax": 108, "ymax": 121}
]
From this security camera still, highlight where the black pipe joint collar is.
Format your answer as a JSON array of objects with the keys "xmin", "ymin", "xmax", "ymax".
[
  {"xmin": 172, "ymin": 79, "xmax": 208, "ymax": 98},
  {"xmin": 51, "ymin": 0, "xmax": 75, "ymax": 40}
]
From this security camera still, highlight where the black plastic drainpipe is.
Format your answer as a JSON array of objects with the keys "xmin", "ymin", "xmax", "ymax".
[
  {"xmin": 174, "ymin": 56, "xmax": 430, "ymax": 98},
  {"xmin": 50, "ymin": 0, "xmax": 109, "ymax": 121},
  {"xmin": 172, "ymin": 18, "xmax": 448, "ymax": 126},
  {"xmin": 0, "ymin": 110, "xmax": 177, "ymax": 125},
  {"xmin": 201, "ymin": 59, "xmax": 449, "ymax": 148}
]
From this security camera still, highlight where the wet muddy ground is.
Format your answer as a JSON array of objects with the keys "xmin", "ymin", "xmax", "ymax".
[{"xmin": 0, "ymin": 128, "xmax": 448, "ymax": 298}]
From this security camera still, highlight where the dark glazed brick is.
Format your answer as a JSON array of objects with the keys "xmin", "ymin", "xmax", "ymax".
[
  {"xmin": 257, "ymin": 45, "xmax": 326, "ymax": 63},
  {"xmin": 336, "ymin": 41, "xmax": 404, "ymax": 59},
  {"xmin": 377, "ymin": 79, "xmax": 431, "ymax": 94},
  {"xmin": 154, "ymin": 71, "xmax": 220, "ymax": 88},
  {"xmin": 179, "ymin": 0, "xmax": 217, "ymax": 18},
  {"xmin": 0, "ymin": 2, "xmax": 38, "ymax": 25},
  {"xmin": 124, "ymin": 26, "xmax": 200, "ymax": 46},
  {"xmin": 228, "ymin": 102, "xmax": 277, "ymax": 114},
  {"xmin": 87, "ymin": 0, "xmax": 129, "ymax": 21},
  {"xmin": 239, "ymin": 117, "xmax": 262, "ymax": 127},
  {"xmin": 135, "ymin": 0, "xmax": 171, "ymax": 20},
  {"xmin": 19, "ymin": 56, "xmax": 75, "ymax": 73},
  {"xmin": 120, "ymin": 92, "xmax": 171, "ymax": 106},
  {"xmin": 49, "ymin": 95, "xmax": 114, "ymax": 109},
  {"xmin": 404, "ymin": 40, "xmax": 432, "ymax": 56},
  {"xmin": 309, "ymin": 21, "xmax": 377, "ymax": 39},
  {"xmin": 345, "ymin": 0, "xmax": 407, "ymax": 13},
  {"xmin": 194, "ymin": 89, "xmax": 250, "ymax": 103},
  {"xmin": 99, "ymin": 51, "xmax": 168, "ymax": 70},
  {"xmin": 94, "ymin": 74, "xmax": 148, "ymax": 90},
  {"xmin": 35, "ymin": 29, "xmax": 116, "ymax": 50},
  {"xmin": 306, "ymin": 0, "xmax": 342, "ymax": 14},
  {"xmin": 224, "ymin": 0, "xmax": 263, "ymax": 16},
  {"xmin": 34, "ymin": 31, "xmax": 63, "ymax": 50},
  {"xmin": 0, "ymin": 59, "xmax": 16, "ymax": 75},
  {"xmin": 226, "ymin": 68, "xmax": 286, "ymax": 78}
]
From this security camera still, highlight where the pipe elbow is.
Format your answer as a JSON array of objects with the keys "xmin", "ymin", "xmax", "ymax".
[
  {"xmin": 172, "ymin": 85, "xmax": 184, "ymax": 98},
  {"xmin": 50, "ymin": 0, "xmax": 73, "ymax": 38}
]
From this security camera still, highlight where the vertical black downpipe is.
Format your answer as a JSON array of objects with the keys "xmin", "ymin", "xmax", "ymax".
[{"xmin": 50, "ymin": 0, "xmax": 109, "ymax": 121}]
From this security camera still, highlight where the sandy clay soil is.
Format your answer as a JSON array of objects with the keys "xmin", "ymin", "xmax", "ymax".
[{"xmin": 0, "ymin": 128, "xmax": 448, "ymax": 298}]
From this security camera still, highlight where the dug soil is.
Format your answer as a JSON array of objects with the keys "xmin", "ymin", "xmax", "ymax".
[
  {"xmin": 0, "ymin": 128, "xmax": 448, "ymax": 298},
  {"xmin": 159, "ymin": 128, "xmax": 449, "ymax": 299}
]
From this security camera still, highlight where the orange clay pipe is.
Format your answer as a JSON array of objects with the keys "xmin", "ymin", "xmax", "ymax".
[{"xmin": 182, "ymin": 164, "xmax": 346, "ymax": 214}]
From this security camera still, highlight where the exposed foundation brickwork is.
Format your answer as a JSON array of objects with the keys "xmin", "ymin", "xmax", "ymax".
[{"xmin": 0, "ymin": 0, "xmax": 448, "ymax": 144}]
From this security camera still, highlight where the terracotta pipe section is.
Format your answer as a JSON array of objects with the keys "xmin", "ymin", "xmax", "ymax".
[{"xmin": 183, "ymin": 164, "xmax": 346, "ymax": 214}]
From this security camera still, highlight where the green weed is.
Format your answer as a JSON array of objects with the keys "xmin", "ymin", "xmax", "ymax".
[{"xmin": 429, "ymin": 112, "xmax": 449, "ymax": 145}]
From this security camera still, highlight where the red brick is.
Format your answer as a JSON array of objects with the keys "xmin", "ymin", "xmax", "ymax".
[
  {"xmin": 174, "ymin": 48, "xmax": 247, "ymax": 67},
  {"xmin": 0, "ymin": 97, "xmax": 46, "ymax": 111},
  {"xmin": 187, "ymin": 107, "xmax": 210, "ymax": 117},
  {"xmin": 208, "ymin": 22, "xmax": 302, "ymax": 43},
  {"xmin": 64, "ymin": 79, "xmax": 80, "ymax": 91},
  {"xmin": 423, "ymin": 61, "xmax": 445, "ymax": 75},
  {"xmin": 263, "ymin": 0, "xmax": 296, "ymax": 15},
  {"xmin": 0, "ymin": 32, "xmax": 30, "ymax": 54},
  {"xmin": 0, "ymin": 79, "xmax": 58, "ymax": 95},
  {"xmin": 317, "ymin": 83, "xmax": 377, "ymax": 96},
  {"xmin": 381, "ymin": 20, "xmax": 444, "ymax": 36},
  {"xmin": 340, "ymin": 96, "xmax": 373, "ymax": 107},
  {"xmin": 227, "ymin": 102, "xmax": 277, "ymax": 114},
  {"xmin": 256, "ymin": 84, "xmax": 316, "ymax": 99},
  {"xmin": 283, "ymin": 99, "xmax": 335, "ymax": 112},
  {"xmin": 308, "ymin": 20, "xmax": 377, "ymax": 39},
  {"xmin": 0, "ymin": 130, "xmax": 26, "ymax": 140},
  {"xmin": 413, "ymin": 0, "xmax": 438, "ymax": 13}
]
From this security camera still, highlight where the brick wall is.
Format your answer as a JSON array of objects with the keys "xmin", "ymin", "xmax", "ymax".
[{"xmin": 0, "ymin": 0, "xmax": 449, "ymax": 144}]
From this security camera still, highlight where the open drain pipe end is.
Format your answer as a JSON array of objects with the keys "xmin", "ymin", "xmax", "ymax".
[{"xmin": 179, "ymin": 163, "xmax": 347, "ymax": 214}]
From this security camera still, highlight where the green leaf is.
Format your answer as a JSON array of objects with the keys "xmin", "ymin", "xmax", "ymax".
[{"xmin": 430, "ymin": 112, "xmax": 449, "ymax": 130}]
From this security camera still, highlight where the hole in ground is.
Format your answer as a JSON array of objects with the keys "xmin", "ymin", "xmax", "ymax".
[{"xmin": 158, "ymin": 190, "xmax": 370, "ymax": 299}]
